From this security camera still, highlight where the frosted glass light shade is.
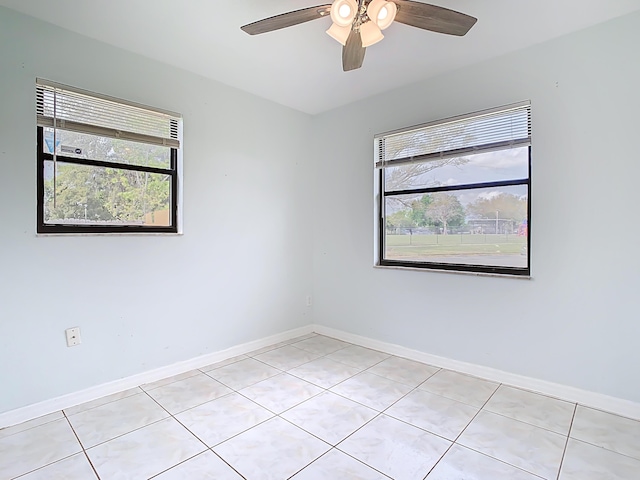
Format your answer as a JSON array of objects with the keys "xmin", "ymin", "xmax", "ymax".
[
  {"xmin": 360, "ymin": 21, "xmax": 383, "ymax": 47},
  {"xmin": 326, "ymin": 22, "xmax": 351, "ymax": 45},
  {"xmin": 330, "ymin": 0, "xmax": 358, "ymax": 27},
  {"xmin": 367, "ymin": 0, "xmax": 397, "ymax": 30}
]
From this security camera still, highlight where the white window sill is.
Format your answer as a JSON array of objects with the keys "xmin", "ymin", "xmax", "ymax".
[
  {"xmin": 36, "ymin": 232, "xmax": 184, "ymax": 237},
  {"xmin": 374, "ymin": 264, "xmax": 532, "ymax": 279}
]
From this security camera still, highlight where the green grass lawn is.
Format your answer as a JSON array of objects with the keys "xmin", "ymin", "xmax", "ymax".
[{"xmin": 385, "ymin": 234, "xmax": 526, "ymax": 257}]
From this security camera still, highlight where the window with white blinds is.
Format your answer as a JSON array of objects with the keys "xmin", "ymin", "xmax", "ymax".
[
  {"xmin": 36, "ymin": 80, "xmax": 182, "ymax": 234},
  {"xmin": 376, "ymin": 102, "xmax": 531, "ymax": 276}
]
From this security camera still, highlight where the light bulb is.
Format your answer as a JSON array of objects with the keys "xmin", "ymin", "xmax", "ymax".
[
  {"xmin": 367, "ymin": 0, "xmax": 397, "ymax": 30},
  {"xmin": 330, "ymin": 0, "xmax": 357, "ymax": 27},
  {"xmin": 339, "ymin": 4, "xmax": 352, "ymax": 19}
]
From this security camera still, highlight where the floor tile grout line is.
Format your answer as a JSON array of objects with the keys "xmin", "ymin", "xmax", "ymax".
[
  {"xmin": 573, "ymin": 402, "xmax": 640, "ymax": 423},
  {"xmin": 198, "ymin": 355, "xmax": 249, "ymax": 373},
  {"xmin": 284, "ymin": 365, "xmax": 367, "ymax": 390},
  {"xmin": 141, "ymin": 370, "xmax": 203, "ymax": 393},
  {"xmin": 282, "ymin": 351, "xmax": 391, "ymax": 391},
  {"xmin": 326, "ymin": 386, "xmax": 405, "ymax": 413},
  {"xmin": 495, "ymin": 383, "xmax": 578, "ymax": 405},
  {"xmin": 325, "ymin": 447, "xmax": 394, "ymax": 479},
  {"xmin": 207, "ymin": 448, "xmax": 248, "ymax": 480},
  {"xmin": 61, "ymin": 411, "xmax": 101, "ymax": 480},
  {"xmin": 325, "ymin": 362, "xmax": 437, "ymax": 400},
  {"xmin": 10, "ymin": 451, "xmax": 84, "ymax": 480},
  {"xmin": 555, "ymin": 404, "xmax": 578, "ymax": 480},
  {"xmin": 163, "ymin": 367, "xmax": 328, "ymax": 464},
  {"xmin": 285, "ymin": 447, "xmax": 393, "ymax": 480},
  {"xmin": 480, "ymin": 408, "xmax": 575, "ymax": 437},
  {"xmin": 378, "ymin": 412, "xmax": 460, "ymax": 446},
  {"xmin": 285, "ymin": 350, "xmax": 381, "ymax": 374},
  {"xmin": 77, "ymin": 415, "xmax": 171, "ymax": 451},
  {"xmin": 145, "ymin": 448, "xmax": 248, "ymax": 479},
  {"xmin": 449, "ymin": 383, "xmax": 572, "ymax": 479},
  {"xmin": 421, "ymin": 381, "xmax": 503, "ymax": 479},
  {"xmin": 63, "ymin": 387, "xmax": 143, "ymax": 417},
  {"xmin": 440, "ymin": 444, "xmax": 549, "ymax": 480},
  {"xmin": 203, "ymin": 414, "xmax": 275, "ymax": 449},
  {"xmin": 564, "ymin": 437, "xmax": 640, "ymax": 463},
  {"xmin": 326, "ymin": 356, "xmax": 391, "ymax": 370},
  {"xmin": 146, "ymin": 451, "xmax": 206, "ymax": 479},
  {"xmin": 277, "ymin": 408, "xmax": 341, "ymax": 447},
  {"xmin": 271, "ymin": 365, "xmax": 389, "ymax": 451},
  {"xmin": 201, "ymin": 365, "xmax": 281, "ymax": 391},
  {"xmin": 0, "ymin": 413, "xmax": 65, "ymax": 441},
  {"xmin": 135, "ymin": 388, "xmax": 248, "ymax": 479},
  {"xmin": 141, "ymin": 389, "xmax": 211, "ymax": 451},
  {"xmin": 379, "ymin": 368, "xmax": 442, "ymax": 411},
  {"xmin": 414, "ymin": 384, "xmax": 492, "ymax": 410},
  {"xmin": 285, "ymin": 449, "xmax": 332, "ymax": 480},
  {"xmin": 236, "ymin": 385, "xmax": 326, "ymax": 417},
  {"xmin": 363, "ymin": 367, "xmax": 442, "ymax": 390}
]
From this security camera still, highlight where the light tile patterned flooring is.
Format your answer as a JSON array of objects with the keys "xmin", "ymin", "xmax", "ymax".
[{"xmin": 1, "ymin": 333, "xmax": 639, "ymax": 479}]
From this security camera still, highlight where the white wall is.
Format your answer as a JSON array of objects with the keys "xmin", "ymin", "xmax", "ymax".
[
  {"xmin": 0, "ymin": 7, "xmax": 314, "ymax": 414},
  {"xmin": 312, "ymin": 12, "xmax": 640, "ymax": 403}
]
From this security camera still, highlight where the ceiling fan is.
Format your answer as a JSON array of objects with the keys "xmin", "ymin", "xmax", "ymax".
[{"xmin": 241, "ymin": 0, "xmax": 477, "ymax": 72}]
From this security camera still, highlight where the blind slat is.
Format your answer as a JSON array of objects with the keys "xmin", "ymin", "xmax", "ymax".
[
  {"xmin": 36, "ymin": 80, "xmax": 181, "ymax": 148},
  {"xmin": 375, "ymin": 102, "xmax": 531, "ymax": 168},
  {"xmin": 36, "ymin": 116, "xmax": 180, "ymax": 149}
]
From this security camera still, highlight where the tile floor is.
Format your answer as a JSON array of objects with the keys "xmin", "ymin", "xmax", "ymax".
[{"xmin": 1, "ymin": 333, "xmax": 639, "ymax": 479}]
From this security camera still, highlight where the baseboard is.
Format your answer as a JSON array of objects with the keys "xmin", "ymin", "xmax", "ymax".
[
  {"xmin": 312, "ymin": 324, "xmax": 640, "ymax": 421},
  {"xmin": 4, "ymin": 322, "xmax": 638, "ymax": 430},
  {"xmin": 0, "ymin": 325, "xmax": 314, "ymax": 430}
]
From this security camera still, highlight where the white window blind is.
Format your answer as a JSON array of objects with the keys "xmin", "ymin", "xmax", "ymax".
[
  {"xmin": 36, "ymin": 79, "xmax": 181, "ymax": 149},
  {"xmin": 375, "ymin": 101, "xmax": 531, "ymax": 168}
]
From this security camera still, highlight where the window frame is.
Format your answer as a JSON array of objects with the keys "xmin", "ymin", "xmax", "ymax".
[
  {"xmin": 376, "ymin": 104, "xmax": 532, "ymax": 277},
  {"xmin": 36, "ymin": 127, "xmax": 179, "ymax": 234},
  {"xmin": 35, "ymin": 80, "xmax": 181, "ymax": 234}
]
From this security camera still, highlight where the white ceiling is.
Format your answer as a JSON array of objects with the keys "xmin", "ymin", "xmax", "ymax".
[{"xmin": 2, "ymin": 0, "xmax": 640, "ymax": 114}]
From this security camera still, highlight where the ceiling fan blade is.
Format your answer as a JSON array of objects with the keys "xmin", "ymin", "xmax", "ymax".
[
  {"xmin": 394, "ymin": 0, "xmax": 477, "ymax": 36},
  {"xmin": 241, "ymin": 5, "xmax": 332, "ymax": 35},
  {"xmin": 342, "ymin": 30, "xmax": 366, "ymax": 72}
]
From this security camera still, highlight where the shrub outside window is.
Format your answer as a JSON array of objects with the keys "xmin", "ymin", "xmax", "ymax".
[
  {"xmin": 376, "ymin": 102, "xmax": 531, "ymax": 276},
  {"xmin": 36, "ymin": 79, "xmax": 182, "ymax": 234}
]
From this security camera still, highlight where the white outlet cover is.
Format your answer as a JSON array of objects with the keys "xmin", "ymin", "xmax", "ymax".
[{"xmin": 65, "ymin": 327, "xmax": 81, "ymax": 347}]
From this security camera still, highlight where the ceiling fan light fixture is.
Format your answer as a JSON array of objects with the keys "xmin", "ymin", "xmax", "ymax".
[
  {"xmin": 367, "ymin": 0, "xmax": 397, "ymax": 30},
  {"xmin": 326, "ymin": 22, "xmax": 351, "ymax": 46},
  {"xmin": 360, "ymin": 21, "xmax": 384, "ymax": 48},
  {"xmin": 330, "ymin": 0, "xmax": 357, "ymax": 27}
]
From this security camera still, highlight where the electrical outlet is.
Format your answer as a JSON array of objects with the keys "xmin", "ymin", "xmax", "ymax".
[
  {"xmin": 65, "ymin": 327, "xmax": 81, "ymax": 347},
  {"xmin": 306, "ymin": 295, "xmax": 313, "ymax": 307}
]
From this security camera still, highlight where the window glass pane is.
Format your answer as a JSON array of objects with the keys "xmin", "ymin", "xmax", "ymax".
[
  {"xmin": 43, "ymin": 161, "xmax": 171, "ymax": 226},
  {"xmin": 384, "ymin": 146, "xmax": 528, "ymax": 191},
  {"xmin": 43, "ymin": 128, "xmax": 171, "ymax": 169},
  {"xmin": 384, "ymin": 185, "xmax": 528, "ymax": 268}
]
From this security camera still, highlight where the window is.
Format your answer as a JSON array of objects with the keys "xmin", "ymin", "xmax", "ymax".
[
  {"xmin": 36, "ymin": 79, "xmax": 182, "ymax": 234},
  {"xmin": 376, "ymin": 102, "xmax": 531, "ymax": 276}
]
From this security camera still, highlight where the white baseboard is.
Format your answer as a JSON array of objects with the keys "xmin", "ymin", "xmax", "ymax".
[
  {"xmin": 0, "ymin": 325, "xmax": 314, "ymax": 430},
  {"xmin": 4, "ymin": 322, "xmax": 638, "ymax": 430},
  {"xmin": 312, "ymin": 324, "xmax": 640, "ymax": 421}
]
